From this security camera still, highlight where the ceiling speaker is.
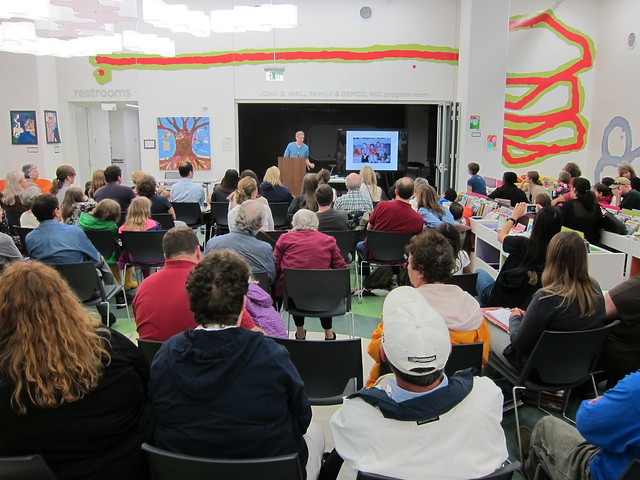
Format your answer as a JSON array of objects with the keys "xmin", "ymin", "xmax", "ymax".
[{"xmin": 360, "ymin": 6, "xmax": 372, "ymax": 20}]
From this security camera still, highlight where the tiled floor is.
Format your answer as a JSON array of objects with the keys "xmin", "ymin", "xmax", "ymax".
[{"xmin": 106, "ymin": 267, "xmax": 590, "ymax": 479}]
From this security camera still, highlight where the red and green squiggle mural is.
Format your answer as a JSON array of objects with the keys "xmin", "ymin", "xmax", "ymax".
[
  {"xmin": 503, "ymin": 10, "xmax": 595, "ymax": 167},
  {"xmin": 90, "ymin": 44, "xmax": 458, "ymax": 84}
]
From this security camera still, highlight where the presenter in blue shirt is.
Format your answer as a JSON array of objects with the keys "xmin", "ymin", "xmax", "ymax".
[{"xmin": 284, "ymin": 131, "xmax": 315, "ymax": 170}]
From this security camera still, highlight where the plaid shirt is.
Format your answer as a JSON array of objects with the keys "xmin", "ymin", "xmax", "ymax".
[{"xmin": 334, "ymin": 190, "xmax": 373, "ymax": 215}]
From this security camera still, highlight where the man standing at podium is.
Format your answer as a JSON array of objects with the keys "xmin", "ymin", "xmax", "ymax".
[{"xmin": 284, "ymin": 131, "xmax": 315, "ymax": 170}]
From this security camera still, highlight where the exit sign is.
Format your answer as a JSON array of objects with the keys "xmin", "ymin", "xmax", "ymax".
[{"xmin": 265, "ymin": 67, "xmax": 285, "ymax": 82}]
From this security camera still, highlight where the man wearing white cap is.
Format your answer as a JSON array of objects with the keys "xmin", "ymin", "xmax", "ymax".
[{"xmin": 330, "ymin": 286, "xmax": 508, "ymax": 480}]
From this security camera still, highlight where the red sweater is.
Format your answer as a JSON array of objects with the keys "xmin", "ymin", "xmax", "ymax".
[
  {"xmin": 368, "ymin": 200, "xmax": 424, "ymax": 234},
  {"xmin": 274, "ymin": 230, "xmax": 347, "ymax": 298},
  {"xmin": 133, "ymin": 259, "xmax": 255, "ymax": 340}
]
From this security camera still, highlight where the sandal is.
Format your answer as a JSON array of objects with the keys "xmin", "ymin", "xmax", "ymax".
[
  {"xmin": 325, "ymin": 332, "xmax": 337, "ymax": 341},
  {"xmin": 294, "ymin": 330, "xmax": 306, "ymax": 340}
]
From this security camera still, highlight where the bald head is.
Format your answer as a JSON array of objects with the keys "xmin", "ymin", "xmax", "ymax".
[
  {"xmin": 395, "ymin": 177, "xmax": 415, "ymax": 200},
  {"xmin": 346, "ymin": 173, "xmax": 362, "ymax": 191}
]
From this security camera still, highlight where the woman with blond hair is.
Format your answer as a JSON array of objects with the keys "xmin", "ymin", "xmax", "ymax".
[
  {"xmin": 50, "ymin": 165, "xmax": 76, "ymax": 201},
  {"xmin": 88, "ymin": 169, "xmax": 106, "ymax": 199},
  {"xmin": 505, "ymin": 231, "xmax": 605, "ymax": 367},
  {"xmin": 259, "ymin": 166, "xmax": 294, "ymax": 203},
  {"xmin": 359, "ymin": 165, "xmax": 382, "ymax": 202},
  {"xmin": 415, "ymin": 184, "xmax": 454, "ymax": 228},
  {"xmin": 0, "ymin": 261, "xmax": 150, "ymax": 479},
  {"xmin": 227, "ymin": 177, "xmax": 274, "ymax": 231},
  {"xmin": 3, "ymin": 170, "xmax": 27, "ymax": 213}
]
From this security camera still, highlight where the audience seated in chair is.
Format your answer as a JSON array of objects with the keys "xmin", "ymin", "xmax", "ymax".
[
  {"xmin": 93, "ymin": 164, "xmax": 136, "ymax": 212},
  {"xmin": 365, "ymin": 230, "xmax": 490, "ymax": 386},
  {"xmin": 206, "ymin": 199, "xmax": 276, "ymax": 285},
  {"xmin": 476, "ymin": 204, "xmax": 562, "ymax": 309},
  {"xmin": 26, "ymin": 194, "xmax": 116, "ymax": 323},
  {"xmin": 169, "ymin": 161, "xmax": 205, "ymax": 204},
  {"xmin": 0, "ymin": 198, "xmax": 23, "ymax": 269},
  {"xmin": 501, "ymin": 231, "xmax": 605, "ymax": 370},
  {"xmin": 274, "ymin": 209, "xmax": 347, "ymax": 341},
  {"xmin": 334, "ymin": 173, "xmax": 373, "ymax": 220},
  {"xmin": 0, "ymin": 262, "xmax": 151, "ymax": 480},
  {"xmin": 315, "ymin": 184, "xmax": 349, "ymax": 232},
  {"xmin": 133, "ymin": 227, "xmax": 258, "ymax": 341},
  {"xmin": 149, "ymin": 249, "xmax": 324, "ymax": 480},
  {"xmin": 330, "ymin": 287, "xmax": 507, "ymax": 480},
  {"xmin": 227, "ymin": 177, "xmax": 275, "ymax": 232},
  {"xmin": 524, "ymin": 370, "xmax": 640, "ymax": 480}
]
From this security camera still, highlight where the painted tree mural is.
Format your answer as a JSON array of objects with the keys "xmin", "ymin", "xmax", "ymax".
[{"xmin": 157, "ymin": 116, "xmax": 211, "ymax": 170}]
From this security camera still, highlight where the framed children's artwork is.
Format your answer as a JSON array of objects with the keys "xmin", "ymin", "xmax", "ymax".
[
  {"xmin": 157, "ymin": 116, "xmax": 211, "ymax": 170},
  {"xmin": 44, "ymin": 110, "xmax": 61, "ymax": 144},
  {"xmin": 10, "ymin": 110, "xmax": 38, "ymax": 145}
]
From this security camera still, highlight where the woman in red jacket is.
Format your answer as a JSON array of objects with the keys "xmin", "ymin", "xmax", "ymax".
[{"xmin": 274, "ymin": 209, "xmax": 347, "ymax": 340}]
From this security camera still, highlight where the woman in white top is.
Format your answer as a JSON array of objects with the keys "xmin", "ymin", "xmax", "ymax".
[
  {"xmin": 227, "ymin": 177, "xmax": 274, "ymax": 231},
  {"xmin": 359, "ymin": 165, "xmax": 382, "ymax": 202}
]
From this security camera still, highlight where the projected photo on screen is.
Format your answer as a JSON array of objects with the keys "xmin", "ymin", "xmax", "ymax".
[{"xmin": 346, "ymin": 130, "xmax": 399, "ymax": 171}]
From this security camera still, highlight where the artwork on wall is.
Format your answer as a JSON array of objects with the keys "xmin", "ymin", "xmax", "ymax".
[
  {"xmin": 90, "ymin": 44, "xmax": 459, "ymax": 85},
  {"xmin": 44, "ymin": 110, "xmax": 61, "ymax": 144},
  {"xmin": 10, "ymin": 110, "xmax": 38, "ymax": 145},
  {"xmin": 502, "ymin": 10, "xmax": 595, "ymax": 167},
  {"xmin": 594, "ymin": 116, "xmax": 640, "ymax": 180},
  {"xmin": 157, "ymin": 117, "xmax": 211, "ymax": 170}
]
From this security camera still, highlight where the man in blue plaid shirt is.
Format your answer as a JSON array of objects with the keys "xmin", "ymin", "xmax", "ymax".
[{"xmin": 334, "ymin": 173, "xmax": 373, "ymax": 221}]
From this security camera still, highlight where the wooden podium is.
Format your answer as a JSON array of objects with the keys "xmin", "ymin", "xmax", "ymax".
[{"xmin": 278, "ymin": 156, "xmax": 306, "ymax": 196}]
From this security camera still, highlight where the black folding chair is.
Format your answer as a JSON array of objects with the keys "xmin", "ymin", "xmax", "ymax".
[
  {"xmin": 13, "ymin": 226, "xmax": 33, "ymax": 255},
  {"xmin": 489, "ymin": 322, "xmax": 618, "ymax": 465},
  {"xmin": 256, "ymin": 230, "xmax": 289, "ymax": 250},
  {"xmin": 51, "ymin": 262, "xmax": 130, "ymax": 327},
  {"xmin": 252, "ymin": 271, "xmax": 272, "ymax": 297},
  {"xmin": 445, "ymin": 272, "xmax": 479, "ymax": 297},
  {"xmin": 120, "ymin": 230, "xmax": 167, "ymax": 280},
  {"xmin": 171, "ymin": 202, "xmax": 202, "ymax": 228},
  {"xmin": 269, "ymin": 203, "xmax": 290, "ymax": 229},
  {"xmin": 142, "ymin": 443, "xmax": 303, "ymax": 480},
  {"xmin": 358, "ymin": 231, "xmax": 413, "ymax": 300},
  {"xmin": 283, "ymin": 268, "xmax": 354, "ymax": 336},
  {"xmin": 210, "ymin": 201, "xmax": 230, "ymax": 236},
  {"xmin": 151, "ymin": 213, "xmax": 175, "ymax": 231},
  {"xmin": 84, "ymin": 229, "xmax": 121, "ymax": 265},
  {"xmin": 445, "ymin": 342, "xmax": 484, "ymax": 377},
  {"xmin": 324, "ymin": 230, "xmax": 359, "ymax": 294},
  {"xmin": 138, "ymin": 338, "xmax": 164, "ymax": 365},
  {"xmin": 0, "ymin": 454, "xmax": 58, "ymax": 480},
  {"xmin": 271, "ymin": 337, "xmax": 363, "ymax": 405}
]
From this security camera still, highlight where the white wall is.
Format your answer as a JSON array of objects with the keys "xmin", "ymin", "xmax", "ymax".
[
  {"xmin": 51, "ymin": 0, "xmax": 460, "ymax": 184},
  {"xmin": 3, "ymin": 0, "xmax": 635, "ymax": 192},
  {"xmin": 589, "ymin": 0, "xmax": 640, "ymax": 182},
  {"xmin": 504, "ymin": 0, "xmax": 599, "ymax": 182},
  {"xmin": 455, "ymin": 0, "xmax": 510, "ymax": 188}
]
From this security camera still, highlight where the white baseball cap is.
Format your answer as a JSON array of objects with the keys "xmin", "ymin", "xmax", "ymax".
[{"xmin": 382, "ymin": 286, "xmax": 451, "ymax": 375}]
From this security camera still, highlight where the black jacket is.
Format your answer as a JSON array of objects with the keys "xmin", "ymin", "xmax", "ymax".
[{"xmin": 150, "ymin": 328, "xmax": 311, "ymax": 467}]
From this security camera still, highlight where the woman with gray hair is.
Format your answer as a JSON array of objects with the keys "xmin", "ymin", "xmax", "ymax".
[
  {"xmin": 19, "ymin": 186, "xmax": 43, "ymax": 227},
  {"xmin": 274, "ymin": 209, "xmax": 347, "ymax": 340}
]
